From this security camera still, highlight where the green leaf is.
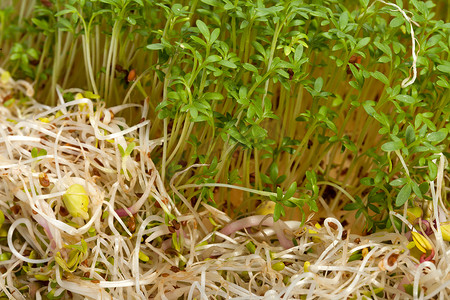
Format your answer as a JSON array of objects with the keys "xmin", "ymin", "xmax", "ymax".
[
  {"xmin": 252, "ymin": 41, "xmax": 266, "ymax": 58},
  {"xmin": 348, "ymin": 252, "xmax": 363, "ymax": 262},
  {"xmin": 171, "ymin": 3, "xmax": 184, "ymax": 15},
  {"xmin": 381, "ymin": 140, "xmax": 404, "ymax": 152},
  {"xmin": 46, "ymin": 288, "xmax": 65, "ymax": 300},
  {"xmin": 360, "ymin": 177, "xmax": 374, "ymax": 186},
  {"xmin": 411, "ymin": 181, "xmax": 422, "ymax": 199},
  {"xmin": 269, "ymin": 163, "xmax": 279, "ymax": 184},
  {"xmin": 201, "ymin": 0, "xmax": 221, "ymax": 6},
  {"xmin": 191, "ymin": 36, "xmax": 207, "ymax": 46},
  {"xmin": 10, "ymin": 53, "xmax": 21, "ymax": 61},
  {"xmin": 189, "ymin": 106, "xmax": 198, "ymax": 119},
  {"xmin": 218, "ymin": 60, "xmax": 237, "ymax": 68},
  {"xmin": 422, "ymin": 117, "xmax": 436, "ymax": 131},
  {"xmin": 246, "ymin": 241, "xmax": 256, "ymax": 253},
  {"xmin": 32, "ymin": 18, "xmax": 50, "ymax": 32},
  {"xmin": 99, "ymin": 0, "xmax": 118, "ymax": 6},
  {"xmin": 81, "ymin": 239, "xmax": 87, "ymax": 253},
  {"xmin": 276, "ymin": 69, "xmax": 290, "ymax": 79},
  {"xmin": 243, "ymin": 63, "xmax": 258, "ymax": 73},
  {"xmin": 325, "ymin": 119, "xmax": 337, "ymax": 133},
  {"xmin": 359, "ymin": 0, "xmax": 369, "ymax": 8},
  {"xmin": 55, "ymin": 253, "xmax": 72, "ymax": 273},
  {"xmin": 228, "ymin": 127, "xmax": 250, "ymax": 148},
  {"xmin": 284, "ymin": 182, "xmax": 297, "ymax": 200},
  {"xmin": 294, "ymin": 44, "xmax": 304, "ymax": 62},
  {"xmin": 343, "ymin": 202, "xmax": 360, "ymax": 211},
  {"xmin": 124, "ymin": 142, "xmax": 136, "ymax": 157},
  {"xmin": 405, "ymin": 125, "xmax": 415, "ymax": 145},
  {"xmin": 332, "ymin": 44, "xmax": 345, "ymax": 52},
  {"xmin": 428, "ymin": 160, "xmax": 437, "ymax": 180},
  {"xmin": 368, "ymin": 204, "xmax": 380, "ymax": 214},
  {"xmin": 396, "ymin": 183, "xmax": 411, "ymax": 206},
  {"xmin": 426, "ymin": 130, "xmax": 447, "ymax": 143},
  {"xmin": 31, "ymin": 147, "xmax": 38, "ymax": 158},
  {"xmin": 281, "ymin": 199, "xmax": 296, "ymax": 208},
  {"xmin": 210, "ymin": 28, "xmax": 220, "ymax": 44},
  {"xmin": 356, "ymin": 37, "xmax": 371, "ymax": 49},
  {"xmin": 276, "ymin": 175, "xmax": 286, "ymax": 185},
  {"xmin": 314, "ymin": 77, "xmax": 323, "ymax": 92},
  {"xmin": 363, "ymin": 101, "xmax": 376, "ymax": 116},
  {"xmin": 390, "ymin": 178, "xmax": 407, "ymax": 186},
  {"xmin": 342, "ymin": 138, "xmax": 358, "ymax": 153},
  {"xmin": 203, "ymin": 92, "xmax": 224, "ymax": 100},
  {"xmin": 31, "ymin": 147, "xmax": 47, "ymax": 158},
  {"xmin": 55, "ymin": 8, "xmax": 77, "ymax": 17},
  {"xmin": 378, "ymin": 56, "xmax": 391, "ymax": 63},
  {"xmin": 260, "ymin": 173, "xmax": 271, "ymax": 184},
  {"xmin": 307, "ymin": 197, "xmax": 318, "ymax": 212},
  {"xmin": 374, "ymin": 41, "xmax": 392, "ymax": 58},
  {"xmin": 196, "ymin": 20, "xmax": 210, "ymax": 41},
  {"xmin": 118, "ymin": 144, "xmax": 125, "ymax": 157},
  {"xmin": 250, "ymin": 125, "xmax": 267, "ymax": 139},
  {"xmin": 273, "ymin": 203, "xmax": 284, "ymax": 222},
  {"xmin": 167, "ymin": 91, "xmax": 180, "ymax": 100},
  {"xmin": 126, "ymin": 16, "xmax": 136, "ymax": 25},
  {"xmin": 437, "ymin": 77, "xmax": 450, "ymax": 89},
  {"xmin": 57, "ymin": 18, "xmax": 74, "ymax": 32},
  {"xmin": 305, "ymin": 170, "xmax": 317, "ymax": 185},
  {"xmin": 437, "ymin": 64, "xmax": 450, "ymax": 74},
  {"xmin": 146, "ymin": 43, "xmax": 164, "ymax": 50},
  {"xmin": 396, "ymin": 95, "xmax": 416, "ymax": 104},
  {"xmin": 204, "ymin": 55, "xmax": 220, "ymax": 64},
  {"xmin": 66, "ymin": 243, "xmax": 84, "ymax": 253},
  {"xmin": 390, "ymin": 17, "xmax": 404, "ymax": 27},
  {"xmin": 371, "ymin": 71, "xmax": 389, "ymax": 85},
  {"xmin": 339, "ymin": 11, "xmax": 349, "ymax": 31},
  {"xmin": 419, "ymin": 182, "xmax": 429, "ymax": 194},
  {"xmin": 276, "ymin": 187, "xmax": 283, "ymax": 200}
]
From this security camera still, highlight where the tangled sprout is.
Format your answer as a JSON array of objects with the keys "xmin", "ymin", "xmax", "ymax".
[{"xmin": 0, "ymin": 69, "xmax": 449, "ymax": 299}]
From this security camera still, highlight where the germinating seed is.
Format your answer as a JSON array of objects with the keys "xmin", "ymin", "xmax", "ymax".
[{"xmin": 39, "ymin": 172, "xmax": 50, "ymax": 187}]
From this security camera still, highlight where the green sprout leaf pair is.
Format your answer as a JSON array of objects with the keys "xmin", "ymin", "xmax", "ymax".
[
  {"xmin": 31, "ymin": 147, "xmax": 47, "ymax": 158},
  {"xmin": 268, "ymin": 181, "xmax": 297, "ymax": 222},
  {"xmin": 55, "ymin": 239, "xmax": 88, "ymax": 273},
  {"xmin": 118, "ymin": 141, "xmax": 136, "ymax": 158}
]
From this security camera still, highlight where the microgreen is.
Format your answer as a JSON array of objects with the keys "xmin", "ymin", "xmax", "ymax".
[
  {"xmin": 117, "ymin": 141, "xmax": 136, "ymax": 157},
  {"xmin": 54, "ymin": 239, "xmax": 88, "ymax": 273},
  {"xmin": 30, "ymin": 147, "xmax": 47, "ymax": 158}
]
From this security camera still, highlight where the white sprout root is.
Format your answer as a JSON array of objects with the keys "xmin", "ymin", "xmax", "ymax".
[
  {"xmin": 368, "ymin": 0, "xmax": 420, "ymax": 88},
  {"xmin": 0, "ymin": 68, "xmax": 449, "ymax": 299}
]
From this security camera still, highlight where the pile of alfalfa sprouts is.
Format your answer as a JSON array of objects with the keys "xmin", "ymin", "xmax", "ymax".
[{"xmin": 0, "ymin": 67, "xmax": 449, "ymax": 300}]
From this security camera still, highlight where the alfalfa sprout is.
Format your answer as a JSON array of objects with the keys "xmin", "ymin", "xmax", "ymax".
[{"xmin": 0, "ymin": 68, "xmax": 449, "ymax": 299}]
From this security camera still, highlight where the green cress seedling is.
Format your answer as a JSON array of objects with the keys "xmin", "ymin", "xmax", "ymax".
[{"xmin": 0, "ymin": 0, "xmax": 448, "ymax": 229}]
